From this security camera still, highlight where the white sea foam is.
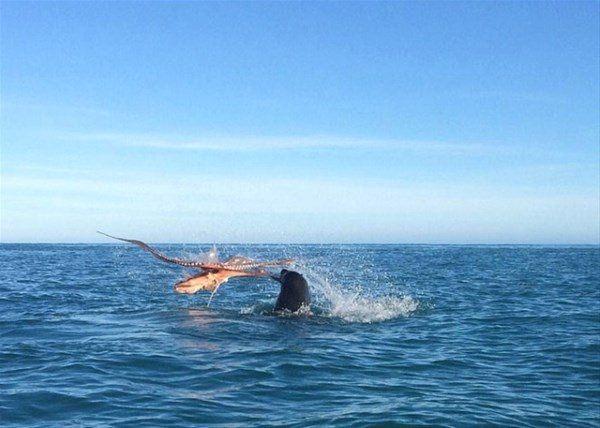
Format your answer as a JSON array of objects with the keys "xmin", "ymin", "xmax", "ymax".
[
  {"xmin": 303, "ymin": 269, "xmax": 419, "ymax": 323},
  {"xmin": 239, "ymin": 266, "xmax": 419, "ymax": 323}
]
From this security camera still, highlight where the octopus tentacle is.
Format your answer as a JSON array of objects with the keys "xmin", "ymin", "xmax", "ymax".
[
  {"xmin": 220, "ymin": 258, "xmax": 294, "ymax": 271},
  {"xmin": 98, "ymin": 231, "xmax": 294, "ymax": 271},
  {"xmin": 98, "ymin": 231, "xmax": 203, "ymax": 267}
]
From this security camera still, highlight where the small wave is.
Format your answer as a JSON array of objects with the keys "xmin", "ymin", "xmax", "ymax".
[
  {"xmin": 239, "ymin": 301, "xmax": 312, "ymax": 317},
  {"xmin": 240, "ymin": 300, "xmax": 273, "ymax": 315},
  {"xmin": 326, "ymin": 294, "xmax": 419, "ymax": 323}
]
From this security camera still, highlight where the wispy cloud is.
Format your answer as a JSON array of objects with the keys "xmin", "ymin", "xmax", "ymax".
[
  {"xmin": 452, "ymin": 89, "xmax": 567, "ymax": 105},
  {"xmin": 3, "ymin": 169, "xmax": 598, "ymax": 244},
  {"xmin": 55, "ymin": 131, "xmax": 503, "ymax": 155},
  {"xmin": 2, "ymin": 101, "xmax": 111, "ymax": 117}
]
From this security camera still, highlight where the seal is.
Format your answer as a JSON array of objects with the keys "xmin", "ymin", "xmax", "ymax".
[{"xmin": 272, "ymin": 269, "xmax": 311, "ymax": 312}]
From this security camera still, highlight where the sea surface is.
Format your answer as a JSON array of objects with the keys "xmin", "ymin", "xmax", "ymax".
[{"xmin": 1, "ymin": 243, "xmax": 599, "ymax": 427}]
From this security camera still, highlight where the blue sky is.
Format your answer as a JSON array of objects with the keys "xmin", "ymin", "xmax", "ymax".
[{"xmin": 1, "ymin": 1, "xmax": 598, "ymax": 243}]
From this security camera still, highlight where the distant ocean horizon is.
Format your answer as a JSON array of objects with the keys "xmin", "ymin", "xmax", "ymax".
[{"xmin": 2, "ymin": 241, "xmax": 598, "ymax": 246}]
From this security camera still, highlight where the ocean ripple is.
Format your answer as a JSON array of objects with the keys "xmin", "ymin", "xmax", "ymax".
[{"xmin": 1, "ymin": 244, "xmax": 598, "ymax": 426}]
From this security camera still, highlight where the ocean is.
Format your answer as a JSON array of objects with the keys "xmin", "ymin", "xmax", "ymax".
[{"xmin": 1, "ymin": 243, "xmax": 598, "ymax": 426}]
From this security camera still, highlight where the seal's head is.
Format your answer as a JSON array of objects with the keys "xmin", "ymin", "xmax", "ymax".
[{"xmin": 271, "ymin": 269, "xmax": 291, "ymax": 283}]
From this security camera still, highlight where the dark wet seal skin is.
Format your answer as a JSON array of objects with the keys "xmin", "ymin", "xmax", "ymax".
[{"xmin": 272, "ymin": 269, "xmax": 311, "ymax": 313}]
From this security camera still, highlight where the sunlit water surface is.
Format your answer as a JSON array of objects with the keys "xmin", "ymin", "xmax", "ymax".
[{"xmin": 1, "ymin": 244, "xmax": 599, "ymax": 426}]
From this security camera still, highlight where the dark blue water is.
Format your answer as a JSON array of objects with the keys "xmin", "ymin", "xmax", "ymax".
[{"xmin": 1, "ymin": 244, "xmax": 599, "ymax": 426}]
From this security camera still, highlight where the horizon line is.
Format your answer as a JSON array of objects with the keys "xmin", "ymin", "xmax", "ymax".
[{"xmin": 1, "ymin": 241, "xmax": 598, "ymax": 247}]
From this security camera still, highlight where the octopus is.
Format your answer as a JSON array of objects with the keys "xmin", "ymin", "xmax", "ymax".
[{"xmin": 98, "ymin": 232, "xmax": 293, "ymax": 295}]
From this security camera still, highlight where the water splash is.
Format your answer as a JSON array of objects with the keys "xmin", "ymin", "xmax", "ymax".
[
  {"xmin": 207, "ymin": 244, "xmax": 219, "ymax": 263},
  {"xmin": 240, "ymin": 265, "xmax": 419, "ymax": 323},
  {"xmin": 206, "ymin": 286, "xmax": 220, "ymax": 307},
  {"xmin": 303, "ymin": 269, "xmax": 419, "ymax": 323}
]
